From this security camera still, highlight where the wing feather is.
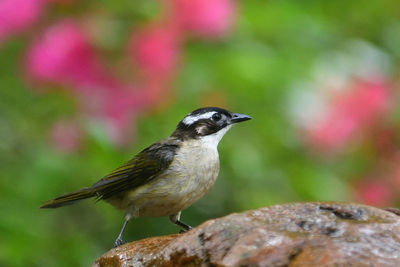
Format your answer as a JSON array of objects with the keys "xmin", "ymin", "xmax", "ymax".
[{"xmin": 91, "ymin": 139, "xmax": 180, "ymax": 200}]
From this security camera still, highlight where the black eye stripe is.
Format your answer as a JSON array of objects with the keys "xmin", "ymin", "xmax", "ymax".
[{"xmin": 173, "ymin": 107, "xmax": 233, "ymax": 140}]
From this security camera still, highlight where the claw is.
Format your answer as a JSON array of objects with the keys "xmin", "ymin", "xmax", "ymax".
[
  {"xmin": 179, "ymin": 225, "xmax": 192, "ymax": 233},
  {"xmin": 114, "ymin": 238, "xmax": 126, "ymax": 248}
]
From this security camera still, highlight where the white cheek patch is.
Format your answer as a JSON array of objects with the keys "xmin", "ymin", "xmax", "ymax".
[{"xmin": 182, "ymin": 111, "xmax": 217, "ymax": 125}]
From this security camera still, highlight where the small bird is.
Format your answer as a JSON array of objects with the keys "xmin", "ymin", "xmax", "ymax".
[{"xmin": 41, "ymin": 107, "xmax": 251, "ymax": 247}]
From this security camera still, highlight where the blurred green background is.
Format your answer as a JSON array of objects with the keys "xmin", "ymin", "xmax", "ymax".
[{"xmin": 1, "ymin": 0, "xmax": 400, "ymax": 266}]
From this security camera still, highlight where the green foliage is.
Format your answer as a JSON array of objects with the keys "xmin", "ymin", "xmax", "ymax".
[{"xmin": 1, "ymin": 0, "xmax": 399, "ymax": 266}]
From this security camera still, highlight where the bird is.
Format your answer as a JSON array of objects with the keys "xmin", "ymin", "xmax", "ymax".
[{"xmin": 40, "ymin": 107, "xmax": 252, "ymax": 247}]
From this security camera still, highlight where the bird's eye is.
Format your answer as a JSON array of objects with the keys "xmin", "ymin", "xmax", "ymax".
[{"xmin": 212, "ymin": 113, "xmax": 222, "ymax": 121}]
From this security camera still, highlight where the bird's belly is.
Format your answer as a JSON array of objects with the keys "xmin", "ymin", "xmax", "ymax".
[{"xmin": 123, "ymin": 146, "xmax": 220, "ymax": 217}]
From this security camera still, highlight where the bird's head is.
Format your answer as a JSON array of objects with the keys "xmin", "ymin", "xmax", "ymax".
[{"xmin": 172, "ymin": 107, "xmax": 252, "ymax": 145}]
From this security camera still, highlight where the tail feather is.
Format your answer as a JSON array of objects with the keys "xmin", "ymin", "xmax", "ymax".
[{"xmin": 40, "ymin": 188, "xmax": 96, "ymax": 208}]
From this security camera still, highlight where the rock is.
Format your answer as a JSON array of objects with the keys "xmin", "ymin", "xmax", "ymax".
[{"xmin": 94, "ymin": 202, "xmax": 400, "ymax": 267}]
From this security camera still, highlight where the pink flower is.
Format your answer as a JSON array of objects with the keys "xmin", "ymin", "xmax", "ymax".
[
  {"xmin": 308, "ymin": 79, "xmax": 391, "ymax": 150},
  {"xmin": 26, "ymin": 20, "xmax": 162, "ymax": 145},
  {"xmin": 98, "ymin": 87, "xmax": 148, "ymax": 146},
  {"xmin": 0, "ymin": 0, "xmax": 45, "ymax": 43},
  {"xmin": 171, "ymin": 0, "xmax": 235, "ymax": 38},
  {"xmin": 26, "ymin": 20, "xmax": 109, "ymax": 91},
  {"xmin": 353, "ymin": 179, "xmax": 394, "ymax": 207},
  {"xmin": 96, "ymin": 81, "xmax": 174, "ymax": 145},
  {"xmin": 129, "ymin": 24, "xmax": 180, "ymax": 79},
  {"xmin": 50, "ymin": 119, "xmax": 84, "ymax": 154}
]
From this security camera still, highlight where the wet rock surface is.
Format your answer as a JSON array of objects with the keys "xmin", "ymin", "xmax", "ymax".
[{"xmin": 94, "ymin": 202, "xmax": 400, "ymax": 267}]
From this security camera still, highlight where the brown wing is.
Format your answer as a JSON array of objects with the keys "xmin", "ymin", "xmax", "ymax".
[{"xmin": 92, "ymin": 138, "xmax": 180, "ymax": 200}]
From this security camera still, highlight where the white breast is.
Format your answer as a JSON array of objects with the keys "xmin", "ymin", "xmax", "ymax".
[{"xmin": 124, "ymin": 139, "xmax": 221, "ymax": 217}]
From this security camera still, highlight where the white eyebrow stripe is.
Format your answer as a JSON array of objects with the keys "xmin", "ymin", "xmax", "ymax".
[{"xmin": 182, "ymin": 111, "xmax": 217, "ymax": 125}]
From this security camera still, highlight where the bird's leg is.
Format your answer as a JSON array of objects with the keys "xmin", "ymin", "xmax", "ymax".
[
  {"xmin": 114, "ymin": 219, "xmax": 129, "ymax": 247},
  {"xmin": 169, "ymin": 212, "xmax": 192, "ymax": 233}
]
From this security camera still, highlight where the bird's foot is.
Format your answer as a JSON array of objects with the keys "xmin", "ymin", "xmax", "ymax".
[
  {"xmin": 114, "ymin": 237, "xmax": 126, "ymax": 248},
  {"xmin": 179, "ymin": 225, "xmax": 193, "ymax": 234}
]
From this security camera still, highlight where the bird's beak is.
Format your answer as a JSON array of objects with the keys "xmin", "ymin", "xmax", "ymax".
[{"xmin": 230, "ymin": 113, "xmax": 252, "ymax": 124}]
